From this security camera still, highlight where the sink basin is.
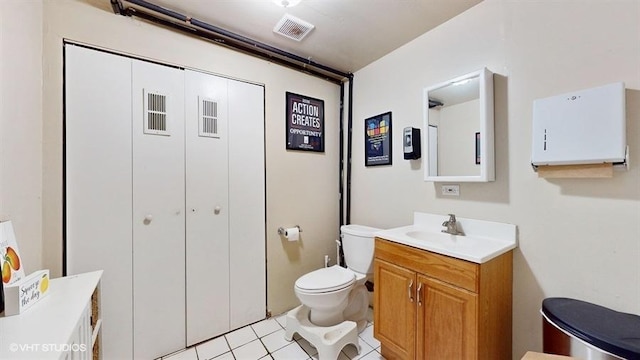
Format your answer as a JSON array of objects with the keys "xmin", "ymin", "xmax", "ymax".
[
  {"xmin": 405, "ymin": 230, "xmax": 459, "ymax": 242},
  {"xmin": 403, "ymin": 228, "xmax": 477, "ymax": 252},
  {"xmin": 374, "ymin": 212, "xmax": 517, "ymax": 264}
]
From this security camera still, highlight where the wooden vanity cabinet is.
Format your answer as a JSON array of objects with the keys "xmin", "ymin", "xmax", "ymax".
[{"xmin": 373, "ymin": 237, "xmax": 512, "ymax": 360}]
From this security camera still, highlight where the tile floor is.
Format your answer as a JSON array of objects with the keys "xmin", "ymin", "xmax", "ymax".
[{"xmin": 162, "ymin": 308, "xmax": 386, "ymax": 360}]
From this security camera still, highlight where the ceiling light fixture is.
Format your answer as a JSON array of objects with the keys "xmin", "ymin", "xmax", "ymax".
[{"xmin": 272, "ymin": 0, "xmax": 302, "ymax": 8}]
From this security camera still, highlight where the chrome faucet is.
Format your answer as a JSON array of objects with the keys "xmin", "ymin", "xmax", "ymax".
[{"xmin": 442, "ymin": 214, "xmax": 464, "ymax": 235}]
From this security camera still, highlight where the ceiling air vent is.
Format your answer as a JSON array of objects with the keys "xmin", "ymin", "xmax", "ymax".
[{"xmin": 273, "ymin": 14, "xmax": 314, "ymax": 41}]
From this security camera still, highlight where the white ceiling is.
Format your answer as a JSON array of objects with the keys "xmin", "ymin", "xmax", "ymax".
[{"xmin": 129, "ymin": 0, "xmax": 482, "ymax": 74}]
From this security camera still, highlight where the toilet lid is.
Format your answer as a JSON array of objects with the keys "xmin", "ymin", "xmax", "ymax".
[{"xmin": 295, "ymin": 266, "xmax": 355, "ymax": 293}]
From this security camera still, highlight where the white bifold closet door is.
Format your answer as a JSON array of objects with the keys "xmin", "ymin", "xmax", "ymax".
[
  {"xmin": 184, "ymin": 70, "xmax": 230, "ymax": 345},
  {"xmin": 65, "ymin": 45, "xmax": 134, "ymax": 360},
  {"xmin": 185, "ymin": 70, "xmax": 266, "ymax": 345},
  {"xmin": 227, "ymin": 79, "xmax": 266, "ymax": 330},
  {"xmin": 131, "ymin": 60, "xmax": 186, "ymax": 359},
  {"xmin": 66, "ymin": 44, "xmax": 266, "ymax": 359}
]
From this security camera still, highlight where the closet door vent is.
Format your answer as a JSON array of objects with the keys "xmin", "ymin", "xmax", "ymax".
[
  {"xmin": 144, "ymin": 89, "xmax": 170, "ymax": 136},
  {"xmin": 199, "ymin": 97, "xmax": 219, "ymax": 138}
]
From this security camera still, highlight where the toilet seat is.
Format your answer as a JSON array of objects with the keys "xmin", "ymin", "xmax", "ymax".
[{"xmin": 295, "ymin": 265, "xmax": 355, "ymax": 294}]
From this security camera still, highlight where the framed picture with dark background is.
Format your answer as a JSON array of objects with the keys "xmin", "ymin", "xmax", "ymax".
[
  {"xmin": 365, "ymin": 112, "xmax": 392, "ymax": 166},
  {"xmin": 286, "ymin": 92, "xmax": 324, "ymax": 152}
]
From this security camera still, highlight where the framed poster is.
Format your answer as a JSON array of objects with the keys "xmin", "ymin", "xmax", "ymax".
[
  {"xmin": 286, "ymin": 92, "xmax": 324, "ymax": 152},
  {"xmin": 365, "ymin": 112, "xmax": 392, "ymax": 166}
]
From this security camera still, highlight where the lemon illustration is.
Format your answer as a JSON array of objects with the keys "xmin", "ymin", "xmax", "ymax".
[{"xmin": 40, "ymin": 274, "xmax": 49, "ymax": 293}]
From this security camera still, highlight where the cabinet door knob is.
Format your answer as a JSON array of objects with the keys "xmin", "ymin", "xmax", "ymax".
[
  {"xmin": 408, "ymin": 280, "xmax": 414, "ymax": 303},
  {"xmin": 143, "ymin": 214, "xmax": 153, "ymax": 225},
  {"xmin": 214, "ymin": 206, "xmax": 222, "ymax": 215},
  {"xmin": 417, "ymin": 283, "xmax": 423, "ymax": 306}
]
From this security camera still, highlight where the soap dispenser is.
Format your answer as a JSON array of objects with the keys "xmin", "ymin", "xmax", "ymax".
[{"xmin": 403, "ymin": 127, "xmax": 421, "ymax": 160}]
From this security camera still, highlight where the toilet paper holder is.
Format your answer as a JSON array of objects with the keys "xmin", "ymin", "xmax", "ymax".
[{"xmin": 278, "ymin": 225, "xmax": 302, "ymax": 235}]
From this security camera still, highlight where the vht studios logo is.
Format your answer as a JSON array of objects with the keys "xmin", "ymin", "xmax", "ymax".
[{"xmin": 10, "ymin": 343, "xmax": 87, "ymax": 353}]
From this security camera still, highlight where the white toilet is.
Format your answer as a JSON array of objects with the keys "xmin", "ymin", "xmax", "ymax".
[{"xmin": 293, "ymin": 224, "xmax": 379, "ymax": 331}]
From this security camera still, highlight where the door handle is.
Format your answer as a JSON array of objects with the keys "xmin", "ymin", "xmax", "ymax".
[
  {"xmin": 408, "ymin": 279, "xmax": 414, "ymax": 303},
  {"xmin": 417, "ymin": 282, "xmax": 423, "ymax": 306}
]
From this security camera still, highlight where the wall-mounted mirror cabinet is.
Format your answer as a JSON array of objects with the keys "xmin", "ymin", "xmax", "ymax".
[{"xmin": 423, "ymin": 67, "xmax": 495, "ymax": 182}]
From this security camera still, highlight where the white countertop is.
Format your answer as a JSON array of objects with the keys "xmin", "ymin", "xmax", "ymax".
[
  {"xmin": 0, "ymin": 270, "xmax": 102, "ymax": 359},
  {"xmin": 375, "ymin": 212, "xmax": 517, "ymax": 264}
]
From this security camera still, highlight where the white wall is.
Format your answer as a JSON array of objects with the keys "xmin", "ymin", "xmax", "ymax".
[
  {"xmin": 1, "ymin": 0, "xmax": 341, "ymax": 316},
  {"xmin": 350, "ymin": 0, "xmax": 640, "ymax": 358},
  {"xmin": 0, "ymin": 0, "xmax": 43, "ymax": 275}
]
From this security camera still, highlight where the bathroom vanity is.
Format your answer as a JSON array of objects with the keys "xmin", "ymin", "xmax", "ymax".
[{"xmin": 373, "ymin": 213, "xmax": 516, "ymax": 360}]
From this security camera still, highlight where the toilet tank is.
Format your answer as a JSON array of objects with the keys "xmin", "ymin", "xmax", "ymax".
[{"xmin": 340, "ymin": 224, "xmax": 380, "ymax": 275}]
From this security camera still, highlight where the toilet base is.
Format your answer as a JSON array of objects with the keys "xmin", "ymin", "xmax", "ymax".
[
  {"xmin": 285, "ymin": 305, "xmax": 360, "ymax": 360},
  {"xmin": 343, "ymin": 284, "xmax": 369, "ymax": 333}
]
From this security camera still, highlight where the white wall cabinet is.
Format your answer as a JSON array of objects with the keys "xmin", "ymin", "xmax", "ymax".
[{"xmin": 65, "ymin": 44, "xmax": 266, "ymax": 359}]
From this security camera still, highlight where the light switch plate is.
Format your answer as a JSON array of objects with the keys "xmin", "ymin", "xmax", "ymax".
[{"xmin": 441, "ymin": 184, "xmax": 460, "ymax": 196}]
